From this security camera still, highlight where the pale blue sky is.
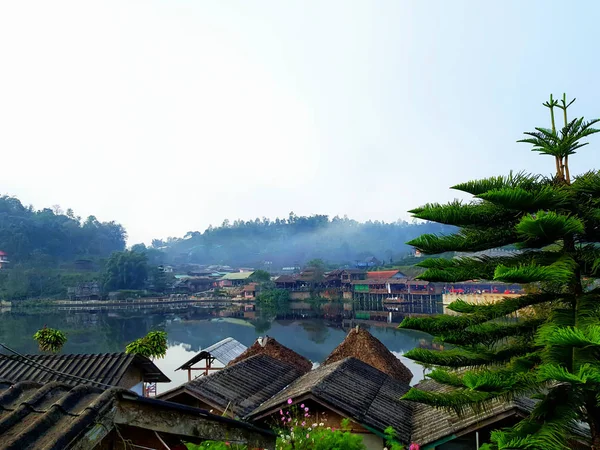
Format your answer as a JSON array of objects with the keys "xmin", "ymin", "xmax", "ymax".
[{"xmin": 1, "ymin": 1, "xmax": 599, "ymax": 243}]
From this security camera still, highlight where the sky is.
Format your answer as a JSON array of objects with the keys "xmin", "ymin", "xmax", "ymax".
[{"xmin": 1, "ymin": 1, "xmax": 600, "ymax": 244}]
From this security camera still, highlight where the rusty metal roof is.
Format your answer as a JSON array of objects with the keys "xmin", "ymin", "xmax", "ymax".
[{"xmin": 0, "ymin": 352, "xmax": 170, "ymax": 387}]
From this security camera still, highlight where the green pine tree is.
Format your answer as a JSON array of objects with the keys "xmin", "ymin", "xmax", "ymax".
[{"xmin": 399, "ymin": 94, "xmax": 600, "ymax": 450}]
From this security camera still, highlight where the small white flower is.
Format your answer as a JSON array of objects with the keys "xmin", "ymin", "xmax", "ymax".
[{"xmin": 319, "ymin": 422, "xmax": 324, "ymax": 426}]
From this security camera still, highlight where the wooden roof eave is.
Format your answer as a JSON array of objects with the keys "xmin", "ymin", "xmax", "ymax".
[{"xmin": 248, "ymin": 393, "xmax": 379, "ymax": 436}]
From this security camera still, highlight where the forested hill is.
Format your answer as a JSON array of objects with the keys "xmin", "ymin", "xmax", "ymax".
[
  {"xmin": 152, "ymin": 213, "xmax": 454, "ymax": 267},
  {"xmin": 0, "ymin": 195, "xmax": 126, "ymax": 264}
]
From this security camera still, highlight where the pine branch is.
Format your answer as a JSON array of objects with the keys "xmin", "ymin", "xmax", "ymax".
[
  {"xmin": 452, "ymin": 172, "xmax": 541, "ymax": 195},
  {"xmin": 477, "ymin": 185, "xmax": 572, "ymax": 212},
  {"xmin": 407, "ymin": 228, "xmax": 518, "ymax": 254},
  {"xmin": 409, "ymin": 200, "xmax": 516, "ymax": 227},
  {"xmin": 446, "ymin": 292, "xmax": 563, "ymax": 317},
  {"xmin": 438, "ymin": 319, "xmax": 545, "ymax": 347},
  {"xmin": 516, "ymin": 211, "xmax": 584, "ymax": 244}
]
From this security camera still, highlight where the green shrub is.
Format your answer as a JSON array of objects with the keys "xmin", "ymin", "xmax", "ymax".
[
  {"xmin": 33, "ymin": 327, "xmax": 67, "ymax": 353},
  {"xmin": 125, "ymin": 331, "xmax": 167, "ymax": 359}
]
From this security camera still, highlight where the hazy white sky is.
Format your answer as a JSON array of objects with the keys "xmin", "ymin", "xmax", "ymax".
[{"xmin": 1, "ymin": 1, "xmax": 599, "ymax": 244}]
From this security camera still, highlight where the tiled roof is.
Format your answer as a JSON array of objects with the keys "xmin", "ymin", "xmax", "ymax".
[
  {"xmin": 176, "ymin": 338, "xmax": 247, "ymax": 370},
  {"xmin": 0, "ymin": 352, "xmax": 170, "ymax": 387},
  {"xmin": 227, "ymin": 337, "xmax": 312, "ymax": 373},
  {"xmin": 274, "ymin": 275, "xmax": 297, "ymax": 283},
  {"xmin": 161, "ymin": 354, "xmax": 306, "ymax": 418},
  {"xmin": 0, "ymin": 378, "xmax": 276, "ymax": 450},
  {"xmin": 0, "ymin": 379, "xmax": 121, "ymax": 450},
  {"xmin": 323, "ymin": 327, "xmax": 413, "ymax": 384},
  {"xmin": 249, "ymin": 357, "xmax": 413, "ymax": 443}
]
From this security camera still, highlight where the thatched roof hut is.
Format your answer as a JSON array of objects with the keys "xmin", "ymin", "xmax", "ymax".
[
  {"xmin": 227, "ymin": 336, "xmax": 312, "ymax": 374},
  {"xmin": 322, "ymin": 326, "xmax": 413, "ymax": 384}
]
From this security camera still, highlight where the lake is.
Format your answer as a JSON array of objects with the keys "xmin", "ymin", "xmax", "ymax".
[{"xmin": 0, "ymin": 305, "xmax": 433, "ymax": 393}]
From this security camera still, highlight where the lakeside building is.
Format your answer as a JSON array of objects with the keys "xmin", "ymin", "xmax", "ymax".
[
  {"xmin": 0, "ymin": 251, "xmax": 8, "ymax": 269},
  {"xmin": 216, "ymin": 271, "xmax": 255, "ymax": 287}
]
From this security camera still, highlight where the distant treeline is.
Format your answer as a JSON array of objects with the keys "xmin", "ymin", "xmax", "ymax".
[
  {"xmin": 0, "ymin": 196, "xmax": 126, "ymax": 264},
  {"xmin": 0, "ymin": 195, "xmax": 127, "ymax": 300},
  {"xmin": 152, "ymin": 212, "xmax": 454, "ymax": 267}
]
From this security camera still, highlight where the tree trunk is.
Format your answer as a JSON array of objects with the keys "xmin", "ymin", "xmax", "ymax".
[{"xmin": 587, "ymin": 402, "xmax": 600, "ymax": 450}]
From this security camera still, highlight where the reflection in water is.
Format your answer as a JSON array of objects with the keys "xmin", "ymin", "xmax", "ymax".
[{"xmin": 1, "ymin": 306, "xmax": 433, "ymax": 393}]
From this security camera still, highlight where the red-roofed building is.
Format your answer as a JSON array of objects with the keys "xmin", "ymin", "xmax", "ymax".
[{"xmin": 367, "ymin": 270, "xmax": 402, "ymax": 279}]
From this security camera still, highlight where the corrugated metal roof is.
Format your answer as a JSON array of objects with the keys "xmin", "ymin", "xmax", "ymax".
[
  {"xmin": 367, "ymin": 270, "xmax": 399, "ymax": 279},
  {"xmin": 176, "ymin": 338, "xmax": 247, "ymax": 370},
  {"xmin": 162, "ymin": 354, "xmax": 306, "ymax": 418},
  {"xmin": 248, "ymin": 357, "xmax": 414, "ymax": 443},
  {"xmin": 219, "ymin": 272, "xmax": 254, "ymax": 281},
  {"xmin": 0, "ymin": 352, "xmax": 170, "ymax": 387}
]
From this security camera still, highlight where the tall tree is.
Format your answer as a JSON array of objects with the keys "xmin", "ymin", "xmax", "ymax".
[
  {"xmin": 102, "ymin": 250, "xmax": 149, "ymax": 292},
  {"xmin": 399, "ymin": 95, "xmax": 600, "ymax": 449}
]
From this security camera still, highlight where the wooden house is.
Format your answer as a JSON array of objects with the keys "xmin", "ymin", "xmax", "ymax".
[
  {"xmin": 227, "ymin": 336, "xmax": 313, "ymax": 373},
  {"xmin": 323, "ymin": 326, "xmax": 413, "ymax": 384},
  {"xmin": 247, "ymin": 357, "xmax": 413, "ymax": 450},
  {"xmin": 0, "ymin": 379, "xmax": 275, "ymax": 449},
  {"xmin": 0, "ymin": 352, "xmax": 170, "ymax": 397},
  {"xmin": 216, "ymin": 271, "xmax": 255, "ymax": 287},
  {"xmin": 158, "ymin": 354, "xmax": 307, "ymax": 419},
  {"xmin": 410, "ymin": 379, "xmax": 590, "ymax": 449}
]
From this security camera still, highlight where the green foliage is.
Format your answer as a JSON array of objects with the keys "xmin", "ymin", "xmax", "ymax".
[
  {"xmin": 256, "ymin": 288, "xmax": 290, "ymax": 318},
  {"xmin": 125, "ymin": 330, "xmax": 167, "ymax": 359},
  {"xmin": 0, "ymin": 196, "xmax": 126, "ymax": 264},
  {"xmin": 400, "ymin": 94, "xmax": 600, "ymax": 448},
  {"xmin": 249, "ymin": 269, "xmax": 271, "ymax": 283},
  {"xmin": 102, "ymin": 250, "xmax": 149, "ymax": 292},
  {"xmin": 33, "ymin": 326, "xmax": 67, "ymax": 353}
]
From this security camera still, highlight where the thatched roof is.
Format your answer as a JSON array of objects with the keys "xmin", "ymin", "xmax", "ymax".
[
  {"xmin": 322, "ymin": 326, "xmax": 413, "ymax": 384},
  {"xmin": 227, "ymin": 337, "xmax": 312, "ymax": 374}
]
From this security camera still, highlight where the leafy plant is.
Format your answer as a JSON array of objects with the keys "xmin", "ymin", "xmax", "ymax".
[
  {"xmin": 125, "ymin": 330, "xmax": 167, "ymax": 359},
  {"xmin": 33, "ymin": 326, "xmax": 67, "ymax": 353},
  {"xmin": 399, "ymin": 94, "xmax": 600, "ymax": 449}
]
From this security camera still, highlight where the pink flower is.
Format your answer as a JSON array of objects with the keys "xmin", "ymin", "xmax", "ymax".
[
  {"xmin": 279, "ymin": 409, "xmax": 283, "ymax": 415},
  {"xmin": 300, "ymin": 404, "xmax": 305, "ymax": 408},
  {"xmin": 304, "ymin": 413, "xmax": 309, "ymax": 417},
  {"xmin": 304, "ymin": 407, "xmax": 309, "ymax": 412},
  {"xmin": 306, "ymin": 434, "xmax": 310, "ymax": 438},
  {"xmin": 287, "ymin": 398, "xmax": 293, "ymax": 405},
  {"xmin": 287, "ymin": 418, "xmax": 291, "ymax": 422},
  {"xmin": 301, "ymin": 421, "xmax": 306, "ymax": 426},
  {"xmin": 409, "ymin": 444, "xmax": 420, "ymax": 450}
]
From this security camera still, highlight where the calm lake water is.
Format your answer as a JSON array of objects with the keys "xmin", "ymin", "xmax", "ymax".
[{"xmin": 0, "ymin": 306, "xmax": 433, "ymax": 393}]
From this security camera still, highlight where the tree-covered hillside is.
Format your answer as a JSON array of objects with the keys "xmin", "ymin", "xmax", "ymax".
[
  {"xmin": 0, "ymin": 195, "xmax": 126, "ymax": 264},
  {"xmin": 153, "ymin": 213, "xmax": 454, "ymax": 267}
]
